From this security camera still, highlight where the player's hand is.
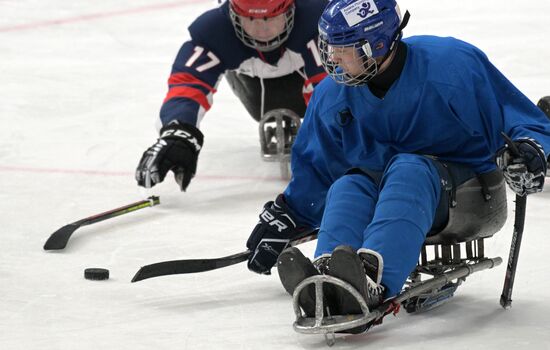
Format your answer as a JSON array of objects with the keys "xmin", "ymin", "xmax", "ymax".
[
  {"xmin": 136, "ymin": 122, "xmax": 203, "ymax": 191},
  {"xmin": 496, "ymin": 137, "xmax": 546, "ymax": 196},
  {"xmin": 247, "ymin": 194, "xmax": 304, "ymax": 275}
]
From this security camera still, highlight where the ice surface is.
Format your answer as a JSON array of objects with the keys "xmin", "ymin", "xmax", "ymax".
[{"xmin": 1, "ymin": 1, "xmax": 550, "ymax": 349}]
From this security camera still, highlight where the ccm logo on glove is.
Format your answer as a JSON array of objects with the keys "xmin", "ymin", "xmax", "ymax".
[{"xmin": 160, "ymin": 128, "xmax": 202, "ymax": 152}]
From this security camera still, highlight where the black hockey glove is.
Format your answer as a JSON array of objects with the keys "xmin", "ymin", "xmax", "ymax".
[
  {"xmin": 496, "ymin": 137, "xmax": 547, "ymax": 196},
  {"xmin": 247, "ymin": 194, "xmax": 305, "ymax": 275},
  {"xmin": 135, "ymin": 122, "xmax": 204, "ymax": 191}
]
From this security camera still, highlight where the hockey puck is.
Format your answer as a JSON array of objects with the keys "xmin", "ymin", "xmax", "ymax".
[{"xmin": 84, "ymin": 268, "xmax": 110, "ymax": 281}]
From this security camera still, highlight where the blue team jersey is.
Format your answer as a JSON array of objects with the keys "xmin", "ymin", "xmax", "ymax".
[
  {"xmin": 159, "ymin": 0, "xmax": 327, "ymax": 128},
  {"xmin": 285, "ymin": 35, "xmax": 550, "ymax": 228}
]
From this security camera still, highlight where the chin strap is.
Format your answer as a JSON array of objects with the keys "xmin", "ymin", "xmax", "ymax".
[
  {"xmin": 389, "ymin": 10, "xmax": 410, "ymax": 53},
  {"xmin": 374, "ymin": 10, "xmax": 411, "ymax": 75},
  {"xmin": 400, "ymin": 10, "xmax": 411, "ymax": 31}
]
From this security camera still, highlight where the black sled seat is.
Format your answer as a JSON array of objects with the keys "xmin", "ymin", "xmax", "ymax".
[
  {"xmin": 426, "ymin": 169, "xmax": 508, "ymax": 245},
  {"xmin": 404, "ymin": 170, "xmax": 507, "ymax": 313},
  {"xmin": 292, "ymin": 170, "xmax": 507, "ymax": 341}
]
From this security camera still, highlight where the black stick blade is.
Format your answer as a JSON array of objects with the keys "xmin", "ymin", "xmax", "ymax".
[
  {"xmin": 500, "ymin": 294, "xmax": 512, "ymax": 309},
  {"xmin": 43, "ymin": 223, "xmax": 81, "ymax": 250},
  {"xmin": 131, "ymin": 251, "xmax": 251, "ymax": 282}
]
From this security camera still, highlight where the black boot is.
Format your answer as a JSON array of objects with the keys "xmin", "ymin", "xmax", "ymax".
[
  {"xmin": 277, "ymin": 247, "xmax": 336, "ymax": 317},
  {"xmin": 328, "ymin": 245, "xmax": 385, "ymax": 334}
]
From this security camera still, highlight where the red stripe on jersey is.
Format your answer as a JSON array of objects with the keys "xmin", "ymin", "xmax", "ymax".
[
  {"xmin": 163, "ymin": 86, "xmax": 212, "ymax": 111},
  {"xmin": 168, "ymin": 73, "xmax": 216, "ymax": 92},
  {"xmin": 304, "ymin": 72, "xmax": 327, "ymax": 87},
  {"xmin": 303, "ymin": 72, "xmax": 327, "ymax": 105}
]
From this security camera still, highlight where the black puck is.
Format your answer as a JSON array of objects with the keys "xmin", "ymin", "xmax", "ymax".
[{"xmin": 84, "ymin": 268, "xmax": 110, "ymax": 280}]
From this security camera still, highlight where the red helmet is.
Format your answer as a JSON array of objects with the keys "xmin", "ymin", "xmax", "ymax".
[
  {"xmin": 229, "ymin": 0, "xmax": 295, "ymax": 51},
  {"xmin": 230, "ymin": 0, "xmax": 294, "ymax": 18}
]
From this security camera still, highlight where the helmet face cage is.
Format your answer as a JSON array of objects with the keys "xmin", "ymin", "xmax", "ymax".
[
  {"xmin": 229, "ymin": 4, "xmax": 295, "ymax": 52},
  {"xmin": 318, "ymin": 39, "xmax": 379, "ymax": 86}
]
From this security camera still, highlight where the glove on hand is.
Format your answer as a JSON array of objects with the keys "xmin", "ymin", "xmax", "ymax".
[
  {"xmin": 496, "ymin": 137, "xmax": 547, "ymax": 196},
  {"xmin": 247, "ymin": 194, "xmax": 304, "ymax": 275},
  {"xmin": 136, "ymin": 122, "xmax": 204, "ymax": 191}
]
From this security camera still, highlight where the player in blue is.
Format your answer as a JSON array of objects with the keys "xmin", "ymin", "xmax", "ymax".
[
  {"xmin": 245, "ymin": 0, "xmax": 550, "ymax": 333},
  {"xmin": 135, "ymin": 0, "xmax": 328, "ymax": 189}
]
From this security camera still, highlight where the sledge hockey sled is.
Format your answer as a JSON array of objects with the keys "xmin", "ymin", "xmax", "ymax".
[
  {"xmin": 259, "ymin": 108, "xmax": 301, "ymax": 180},
  {"xmin": 291, "ymin": 171, "xmax": 508, "ymax": 345}
]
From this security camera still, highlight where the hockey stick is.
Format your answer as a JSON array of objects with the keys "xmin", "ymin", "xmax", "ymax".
[
  {"xmin": 499, "ymin": 132, "xmax": 528, "ymax": 308},
  {"xmin": 43, "ymin": 196, "xmax": 160, "ymax": 250},
  {"xmin": 500, "ymin": 194, "xmax": 526, "ymax": 308},
  {"xmin": 131, "ymin": 230, "xmax": 318, "ymax": 282}
]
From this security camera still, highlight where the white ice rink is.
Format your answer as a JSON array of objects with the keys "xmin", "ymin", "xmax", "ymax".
[{"xmin": 1, "ymin": 0, "xmax": 550, "ymax": 349}]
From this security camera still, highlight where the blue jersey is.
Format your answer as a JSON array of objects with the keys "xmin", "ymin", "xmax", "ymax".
[
  {"xmin": 159, "ymin": 0, "xmax": 327, "ymax": 128},
  {"xmin": 285, "ymin": 35, "xmax": 550, "ymax": 228}
]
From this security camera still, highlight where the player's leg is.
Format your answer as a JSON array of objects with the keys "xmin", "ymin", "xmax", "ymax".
[
  {"xmin": 362, "ymin": 154, "xmax": 479, "ymax": 297},
  {"xmin": 278, "ymin": 171, "xmax": 378, "ymax": 320},
  {"xmin": 313, "ymin": 171, "xmax": 383, "ymax": 331},
  {"xmin": 314, "ymin": 170, "xmax": 380, "ymax": 257},
  {"xmin": 361, "ymin": 154, "xmax": 443, "ymax": 298}
]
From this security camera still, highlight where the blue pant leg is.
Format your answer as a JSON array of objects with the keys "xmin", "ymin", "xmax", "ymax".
[
  {"xmin": 314, "ymin": 173, "xmax": 378, "ymax": 257},
  {"xmin": 363, "ymin": 154, "xmax": 441, "ymax": 297}
]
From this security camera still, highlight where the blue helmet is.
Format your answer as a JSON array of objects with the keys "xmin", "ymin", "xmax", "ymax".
[{"xmin": 318, "ymin": 0, "xmax": 407, "ymax": 85}]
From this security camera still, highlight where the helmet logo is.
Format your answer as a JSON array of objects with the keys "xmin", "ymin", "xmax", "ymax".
[
  {"xmin": 248, "ymin": 8, "xmax": 268, "ymax": 14},
  {"xmin": 357, "ymin": 2, "xmax": 374, "ymax": 18},
  {"xmin": 341, "ymin": 0, "xmax": 379, "ymax": 27},
  {"xmin": 363, "ymin": 21, "xmax": 384, "ymax": 32}
]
